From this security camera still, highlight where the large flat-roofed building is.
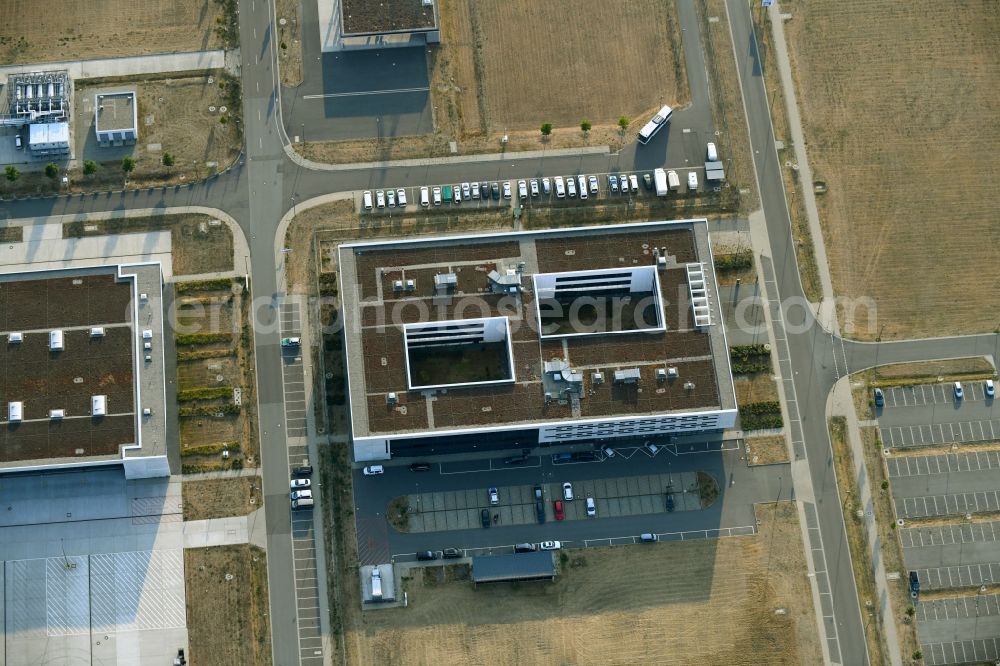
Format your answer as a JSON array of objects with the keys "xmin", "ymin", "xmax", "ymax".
[
  {"xmin": 0, "ymin": 263, "xmax": 168, "ymax": 478},
  {"xmin": 95, "ymin": 91, "xmax": 138, "ymax": 146},
  {"xmin": 339, "ymin": 219, "xmax": 737, "ymax": 461},
  {"xmin": 320, "ymin": 0, "xmax": 440, "ymax": 51}
]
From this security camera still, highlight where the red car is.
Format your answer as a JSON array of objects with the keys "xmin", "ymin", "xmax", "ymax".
[{"xmin": 553, "ymin": 500, "xmax": 565, "ymax": 521}]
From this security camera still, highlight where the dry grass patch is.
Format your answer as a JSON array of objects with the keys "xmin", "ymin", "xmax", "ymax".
[
  {"xmin": 0, "ymin": 0, "xmax": 222, "ymax": 64},
  {"xmin": 747, "ymin": 435, "xmax": 790, "ymax": 465},
  {"xmin": 276, "ymin": 0, "xmax": 302, "ymax": 86},
  {"xmin": 868, "ymin": 357, "xmax": 995, "ymax": 385},
  {"xmin": 183, "ymin": 477, "xmax": 262, "ymax": 521},
  {"xmin": 783, "ymin": 1, "xmax": 1000, "ymax": 338},
  {"xmin": 735, "ymin": 374, "xmax": 779, "ymax": 404},
  {"xmin": 185, "ymin": 545, "xmax": 272, "ymax": 666},
  {"xmin": 342, "ymin": 502, "xmax": 820, "ymax": 665}
]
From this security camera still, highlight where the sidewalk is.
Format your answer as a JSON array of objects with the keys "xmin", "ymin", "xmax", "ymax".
[
  {"xmin": 830, "ymin": 377, "xmax": 903, "ymax": 666},
  {"xmin": 0, "ymin": 50, "xmax": 226, "ymax": 84}
]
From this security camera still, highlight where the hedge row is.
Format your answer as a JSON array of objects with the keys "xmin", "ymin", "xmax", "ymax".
[
  {"xmin": 739, "ymin": 401, "xmax": 783, "ymax": 431},
  {"xmin": 175, "ymin": 332, "xmax": 233, "ymax": 347},
  {"xmin": 714, "ymin": 251, "xmax": 753, "ymax": 272},
  {"xmin": 177, "ymin": 386, "xmax": 234, "ymax": 402},
  {"xmin": 181, "ymin": 441, "xmax": 241, "ymax": 457},
  {"xmin": 175, "ymin": 278, "xmax": 235, "ymax": 294}
]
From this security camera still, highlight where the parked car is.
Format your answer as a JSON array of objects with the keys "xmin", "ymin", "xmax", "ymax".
[
  {"xmin": 491, "ymin": 182, "xmax": 501, "ymax": 200},
  {"xmin": 290, "ymin": 478, "xmax": 311, "ymax": 490},
  {"xmin": 481, "ymin": 508, "xmax": 491, "ymax": 528},
  {"xmin": 420, "ymin": 186, "xmax": 430, "ymax": 207},
  {"xmin": 442, "ymin": 548, "xmax": 463, "ymax": 558},
  {"xmin": 293, "ymin": 465, "xmax": 313, "ymax": 477},
  {"xmin": 504, "ymin": 454, "xmax": 528, "ymax": 465},
  {"xmin": 643, "ymin": 173, "xmax": 653, "ymax": 190},
  {"xmin": 586, "ymin": 497, "xmax": 597, "ymax": 517},
  {"xmin": 290, "ymin": 489, "xmax": 312, "ymax": 500},
  {"xmin": 553, "ymin": 176, "xmax": 566, "ymax": 198},
  {"xmin": 602, "ymin": 446, "xmax": 616, "ymax": 458},
  {"xmin": 588, "ymin": 175, "xmax": 599, "ymax": 194},
  {"xmin": 462, "ymin": 182, "xmax": 471, "ymax": 199},
  {"xmin": 536, "ymin": 500, "xmax": 546, "ymax": 524},
  {"xmin": 687, "ymin": 171, "xmax": 698, "ymax": 191},
  {"xmin": 530, "ymin": 178, "xmax": 540, "ymax": 196},
  {"xmin": 541, "ymin": 177, "xmax": 551, "ymax": 195},
  {"xmin": 432, "ymin": 186, "xmax": 442, "ymax": 205},
  {"xmin": 481, "ymin": 181, "xmax": 490, "ymax": 199},
  {"xmin": 665, "ymin": 493, "xmax": 675, "ymax": 512},
  {"xmin": 987, "ymin": 379, "xmax": 996, "ymax": 398},
  {"xmin": 566, "ymin": 176, "xmax": 577, "ymax": 197},
  {"xmin": 518, "ymin": 179, "xmax": 528, "ymax": 199},
  {"xmin": 515, "ymin": 543, "xmax": 537, "ymax": 553},
  {"xmin": 409, "ymin": 462, "xmax": 432, "ymax": 472},
  {"xmin": 502, "ymin": 181, "xmax": 512, "ymax": 199},
  {"xmin": 562, "ymin": 482, "xmax": 574, "ymax": 501},
  {"xmin": 471, "ymin": 182, "xmax": 481, "ymax": 199},
  {"xmin": 488, "ymin": 486, "xmax": 499, "ymax": 505},
  {"xmin": 873, "ymin": 387, "xmax": 884, "ymax": 407},
  {"xmin": 553, "ymin": 500, "xmax": 565, "ymax": 521},
  {"xmin": 386, "ymin": 189, "xmax": 396, "ymax": 207},
  {"xmin": 629, "ymin": 174, "xmax": 639, "ymax": 192},
  {"xmin": 619, "ymin": 174, "xmax": 629, "ymax": 192},
  {"xmin": 362, "ymin": 465, "xmax": 384, "ymax": 476},
  {"xmin": 577, "ymin": 175, "xmax": 588, "ymax": 199},
  {"xmin": 640, "ymin": 533, "xmax": 659, "ymax": 543},
  {"xmin": 376, "ymin": 190, "xmax": 386, "ymax": 208},
  {"xmin": 14, "ymin": 134, "xmax": 22, "ymax": 150},
  {"xmin": 362, "ymin": 190, "xmax": 373, "ymax": 210},
  {"xmin": 909, "ymin": 571, "xmax": 920, "ymax": 598},
  {"xmin": 706, "ymin": 142, "xmax": 718, "ymax": 161},
  {"xmin": 534, "ymin": 485, "xmax": 543, "ymax": 500},
  {"xmin": 954, "ymin": 382, "xmax": 964, "ymax": 400},
  {"xmin": 397, "ymin": 188, "xmax": 407, "ymax": 206},
  {"xmin": 539, "ymin": 540, "xmax": 562, "ymax": 551},
  {"xmin": 608, "ymin": 174, "xmax": 619, "ymax": 193},
  {"xmin": 280, "ymin": 337, "xmax": 300, "ymax": 347},
  {"xmin": 645, "ymin": 441, "xmax": 659, "ymax": 455},
  {"xmin": 453, "ymin": 185, "xmax": 462, "ymax": 203},
  {"xmin": 416, "ymin": 550, "xmax": 438, "ymax": 561}
]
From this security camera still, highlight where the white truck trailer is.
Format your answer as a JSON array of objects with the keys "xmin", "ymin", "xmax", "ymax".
[{"xmin": 653, "ymin": 168, "xmax": 669, "ymax": 196}]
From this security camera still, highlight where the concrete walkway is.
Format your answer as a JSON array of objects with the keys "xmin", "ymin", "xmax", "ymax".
[
  {"xmin": 830, "ymin": 377, "xmax": 903, "ymax": 666},
  {"xmin": 0, "ymin": 50, "xmax": 226, "ymax": 84},
  {"xmin": 766, "ymin": 3, "xmax": 837, "ymax": 328},
  {"xmin": 181, "ymin": 467, "xmax": 261, "ymax": 480},
  {"xmin": 183, "ymin": 508, "xmax": 267, "ymax": 549}
]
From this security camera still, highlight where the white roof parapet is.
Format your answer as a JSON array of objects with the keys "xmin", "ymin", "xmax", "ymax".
[{"xmin": 686, "ymin": 263, "xmax": 712, "ymax": 328}]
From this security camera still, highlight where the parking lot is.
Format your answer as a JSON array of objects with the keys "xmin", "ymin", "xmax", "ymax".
[
  {"xmin": 402, "ymin": 472, "xmax": 704, "ymax": 533},
  {"xmin": 359, "ymin": 166, "xmax": 715, "ymax": 215},
  {"xmin": 877, "ymin": 381, "xmax": 999, "ymax": 448},
  {"xmin": 879, "ymin": 382, "xmax": 1000, "ymax": 663}
]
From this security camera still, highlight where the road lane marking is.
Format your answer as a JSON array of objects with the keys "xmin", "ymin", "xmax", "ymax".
[{"xmin": 303, "ymin": 86, "xmax": 431, "ymax": 99}]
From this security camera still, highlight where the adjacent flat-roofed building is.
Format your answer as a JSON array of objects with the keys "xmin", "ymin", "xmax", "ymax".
[
  {"xmin": 339, "ymin": 219, "xmax": 737, "ymax": 461},
  {"xmin": 95, "ymin": 91, "xmax": 138, "ymax": 146},
  {"xmin": 321, "ymin": 0, "xmax": 440, "ymax": 51},
  {"xmin": 0, "ymin": 264, "xmax": 168, "ymax": 478}
]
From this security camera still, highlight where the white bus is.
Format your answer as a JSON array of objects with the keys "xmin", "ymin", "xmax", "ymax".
[{"xmin": 637, "ymin": 105, "xmax": 674, "ymax": 144}]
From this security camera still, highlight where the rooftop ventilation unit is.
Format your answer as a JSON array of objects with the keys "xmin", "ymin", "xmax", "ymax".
[
  {"xmin": 614, "ymin": 368, "xmax": 641, "ymax": 385},
  {"xmin": 143, "ymin": 407, "xmax": 152, "ymax": 416},
  {"xmin": 683, "ymin": 381, "xmax": 696, "ymax": 391},
  {"xmin": 434, "ymin": 273, "xmax": 457, "ymax": 292},
  {"xmin": 685, "ymin": 263, "xmax": 712, "ymax": 327},
  {"xmin": 386, "ymin": 392, "xmax": 398, "ymax": 407},
  {"xmin": 592, "ymin": 372, "xmax": 604, "ymax": 385},
  {"xmin": 405, "ymin": 279, "xmax": 416, "ymax": 291},
  {"xmin": 657, "ymin": 255, "xmax": 667, "ymax": 269},
  {"xmin": 49, "ymin": 330, "xmax": 64, "ymax": 351},
  {"xmin": 8, "ymin": 401, "xmax": 23, "ymax": 422},
  {"xmin": 90, "ymin": 327, "xmax": 105, "ymax": 338},
  {"xmin": 392, "ymin": 280, "xmax": 404, "ymax": 292},
  {"xmin": 8, "ymin": 332, "xmax": 23, "ymax": 344},
  {"xmin": 656, "ymin": 368, "xmax": 667, "ymax": 382},
  {"xmin": 91, "ymin": 395, "xmax": 107, "ymax": 417},
  {"xmin": 49, "ymin": 409, "xmax": 65, "ymax": 420},
  {"xmin": 667, "ymin": 367, "xmax": 678, "ymax": 378},
  {"xmin": 140, "ymin": 292, "xmax": 148, "ymax": 302}
]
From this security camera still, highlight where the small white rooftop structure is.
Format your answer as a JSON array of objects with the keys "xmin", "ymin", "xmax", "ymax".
[
  {"xmin": 28, "ymin": 122, "xmax": 70, "ymax": 155},
  {"xmin": 49, "ymin": 329, "xmax": 64, "ymax": 351},
  {"xmin": 49, "ymin": 409, "xmax": 65, "ymax": 420},
  {"xmin": 90, "ymin": 327, "xmax": 105, "ymax": 338},
  {"xmin": 91, "ymin": 395, "xmax": 107, "ymax": 417},
  {"xmin": 95, "ymin": 91, "xmax": 138, "ymax": 146},
  {"xmin": 8, "ymin": 332, "xmax": 23, "ymax": 344},
  {"xmin": 8, "ymin": 402, "xmax": 23, "ymax": 422}
]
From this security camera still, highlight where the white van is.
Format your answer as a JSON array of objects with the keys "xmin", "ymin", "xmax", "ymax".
[
  {"xmin": 667, "ymin": 170, "xmax": 681, "ymax": 191},
  {"xmin": 687, "ymin": 171, "xmax": 699, "ymax": 192},
  {"xmin": 554, "ymin": 176, "xmax": 566, "ymax": 198},
  {"xmin": 706, "ymin": 142, "xmax": 718, "ymax": 161},
  {"xmin": 362, "ymin": 190, "xmax": 374, "ymax": 211},
  {"xmin": 371, "ymin": 568, "xmax": 383, "ymax": 599},
  {"xmin": 566, "ymin": 176, "xmax": 577, "ymax": 198},
  {"xmin": 577, "ymin": 175, "xmax": 588, "ymax": 199},
  {"xmin": 420, "ymin": 186, "xmax": 430, "ymax": 207},
  {"xmin": 292, "ymin": 498, "xmax": 314, "ymax": 510},
  {"xmin": 290, "ymin": 489, "xmax": 313, "ymax": 501}
]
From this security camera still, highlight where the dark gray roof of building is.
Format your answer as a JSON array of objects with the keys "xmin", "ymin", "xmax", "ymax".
[{"xmin": 472, "ymin": 551, "xmax": 555, "ymax": 583}]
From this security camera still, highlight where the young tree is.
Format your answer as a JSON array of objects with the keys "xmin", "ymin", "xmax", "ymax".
[
  {"xmin": 580, "ymin": 120, "xmax": 592, "ymax": 134},
  {"xmin": 618, "ymin": 116, "xmax": 630, "ymax": 131},
  {"xmin": 540, "ymin": 123, "xmax": 553, "ymax": 137},
  {"xmin": 83, "ymin": 160, "xmax": 98, "ymax": 175},
  {"xmin": 44, "ymin": 162, "xmax": 59, "ymax": 179},
  {"xmin": 121, "ymin": 156, "xmax": 136, "ymax": 174},
  {"xmin": 162, "ymin": 152, "xmax": 175, "ymax": 167},
  {"xmin": 5, "ymin": 166, "xmax": 20, "ymax": 182}
]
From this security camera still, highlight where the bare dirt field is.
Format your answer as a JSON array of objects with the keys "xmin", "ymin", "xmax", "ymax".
[
  {"xmin": 0, "ymin": 0, "xmax": 222, "ymax": 64},
  {"xmin": 747, "ymin": 435, "xmax": 790, "ymax": 465},
  {"xmin": 183, "ymin": 477, "xmax": 262, "ymax": 521},
  {"xmin": 342, "ymin": 503, "xmax": 821, "ymax": 665},
  {"xmin": 300, "ymin": 0, "xmax": 688, "ymax": 162},
  {"xmin": 185, "ymin": 545, "xmax": 271, "ymax": 666},
  {"xmin": 783, "ymin": 1, "xmax": 1000, "ymax": 339}
]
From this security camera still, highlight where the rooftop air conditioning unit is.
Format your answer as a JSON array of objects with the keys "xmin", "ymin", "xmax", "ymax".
[
  {"xmin": 49, "ymin": 329, "xmax": 64, "ymax": 351},
  {"xmin": 404, "ymin": 279, "xmax": 416, "ymax": 291},
  {"xmin": 683, "ymin": 381, "xmax": 696, "ymax": 391},
  {"xmin": 393, "ymin": 280, "xmax": 404, "ymax": 292},
  {"xmin": 422, "ymin": 0, "xmax": 433, "ymax": 6},
  {"xmin": 656, "ymin": 368, "xmax": 667, "ymax": 382},
  {"xmin": 667, "ymin": 367, "xmax": 678, "ymax": 378},
  {"xmin": 49, "ymin": 409, "xmax": 65, "ymax": 420},
  {"xmin": 386, "ymin": 392, "xmax": 398, "ymax": 407},
  {"xmin": 8, "ymin": 332, "xmax": 23, "ymax": 344},
  {"xmin": 90, "ymin": 327, "xmax": 105, "ymax": 338},
  {"xmin": 592, "ymin": 372, "xmax": 604, "ymax": 385}
]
